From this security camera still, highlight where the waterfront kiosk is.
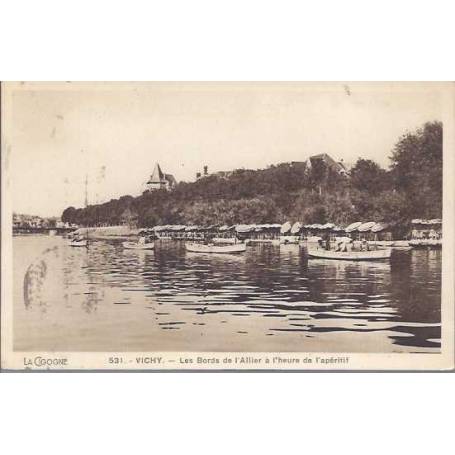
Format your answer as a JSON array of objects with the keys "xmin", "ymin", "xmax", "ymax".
[{"xmin": 410, "ymin": 219, "xmax": 442, "ymax": 247}]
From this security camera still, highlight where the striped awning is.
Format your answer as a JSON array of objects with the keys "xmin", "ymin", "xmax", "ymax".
[
  {"xmin": 291, "ymin": 222, "xmax": 303, "ymax": 234},
  {"xmin": 345, "ymin": 222, "xmax": 362, "ymax": 233},
  {"xmin": 357, "ymin": 221, "xmax": 376, "ymax": 232},
  {"xmin": 280, "ymin": 222, "xmax": 292, "ymax": 234},
  {"xmin": 371, "ymin": 222, "xmax": 389, "ymax": 233}
]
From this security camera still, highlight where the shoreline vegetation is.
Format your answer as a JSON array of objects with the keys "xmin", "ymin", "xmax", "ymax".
[{"xmin": 62, "ymin": 122, "xmax": 442, "ymax": 238}]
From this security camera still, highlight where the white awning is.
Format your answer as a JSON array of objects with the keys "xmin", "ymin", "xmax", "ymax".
[
  {"xmin": 291, "ymin": 222, "xmax": 303, "ymax": 234},
  {"xmin": 357, "ymin": 221, "xmax": 376, "ymax": 232},
  {"xmin": 345, "ymin": 222, "xmax": 362, "ymax": 233},
  {"xmin": 280, "ymin": 222, "xmax": 292, "ymax": 234}
]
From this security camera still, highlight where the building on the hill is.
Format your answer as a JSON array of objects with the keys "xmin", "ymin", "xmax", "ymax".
[
  {"xmin": 147, "ymin": 163, "xmax": 177, "ymax": 191},
  {"xmin": 306, "ymin": 153, "xmax": 349, "ymax": 176},
  {"xmin": 195, "ymin": 165, "xmax": 250, "ymax": 181}
]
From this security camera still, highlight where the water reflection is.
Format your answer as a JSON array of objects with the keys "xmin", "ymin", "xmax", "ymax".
[{"xmin": 14, "ymin": 237, "xmax": 441, "ymax": 352}]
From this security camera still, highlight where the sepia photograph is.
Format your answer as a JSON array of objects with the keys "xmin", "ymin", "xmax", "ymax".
[
  {"xmin": 2, "ymin": 4, "xmax": 455, "ymax": 455},
  {"xmin": 1, "ymin": 81, "xmax": 454, "ymax": 370}
]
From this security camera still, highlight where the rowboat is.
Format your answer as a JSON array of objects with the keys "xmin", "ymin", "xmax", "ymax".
[
  {"xmin": 185, "ymin": 242, "xmax": 246, "ymax": 254},
  {"xmin": 307, "ymin": 247, "xmax": 391, "ymax": 261},
  {"xmin": 122, "ymin": 241, "xmax": 155, "ymax": 250},
  {"xmin": 69, "ymin": 239, "xmax": 88, "ymax": 247}
]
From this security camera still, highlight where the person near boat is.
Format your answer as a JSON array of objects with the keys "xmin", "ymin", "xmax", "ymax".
[
  {"xmin": 334, "ymin": 236, "xmax": 353, "ymax": 252},
  {"xmin": 360, "ymin": 239, "xmax": 370, "ymax": 251}
]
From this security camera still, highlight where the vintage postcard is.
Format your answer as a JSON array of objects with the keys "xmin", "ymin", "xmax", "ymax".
[{"xmin": 1, "ymin": 81, "xmax": 454, "ymax": 371}]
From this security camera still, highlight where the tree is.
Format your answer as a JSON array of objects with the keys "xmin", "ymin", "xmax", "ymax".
[
  {"xmin": 350, "ymin": 158, "xmax": 388, "ymax": 194},
  {"xmin": 61, "ymin": 122, "xmax": 442, "ymax": 231},
  {"xmin": 62, "ymin": 206, "xmax": 77, "ymax": 223},
  {"xmin": 390, "ymin": 121, "xmax": 442, "ymax": 219}
]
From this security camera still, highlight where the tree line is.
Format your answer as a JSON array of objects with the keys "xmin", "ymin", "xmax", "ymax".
[{"xmin": 62, "ymin": 121, "xmax": 442, "ymax": 235}]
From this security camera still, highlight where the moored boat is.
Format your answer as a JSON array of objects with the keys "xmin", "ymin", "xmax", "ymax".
[
  {"xmin": 69, "ymin": 239, "xmax": 88, "ymax": 247},
  {"xmin": 185, "ymin": 242, "xmax": 246, "ymax": 254},
  {"xmin": 122, "ymin": 241, "xmax": 155, "ymax": 250},
  {"xmin": 307, "ymin": 247, "xmax": 391, "ymax": 261}
]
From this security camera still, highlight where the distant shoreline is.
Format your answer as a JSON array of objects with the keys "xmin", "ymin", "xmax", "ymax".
[{"xmin": 73, "ymin": 226, "xmax": 140, "ymax": 239}]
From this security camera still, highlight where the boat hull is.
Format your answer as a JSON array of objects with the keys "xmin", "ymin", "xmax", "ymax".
[
  {"xmin": 307, "ymin": 247, "xmax": 391, "ymax": 261},
  {"xmin": 185, "ymin": 243, "xmax": 246, "ymax": 253},
  {"xmin": 122, "ymin": 241, "xmax": 155, "ymax": 250},
  {"xmin": 69, "ymin": 240, "xmax": 88, "ymax": 247}
]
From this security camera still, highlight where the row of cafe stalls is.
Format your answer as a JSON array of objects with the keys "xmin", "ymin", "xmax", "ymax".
[
  {"xmin": 280, "ymin": 222, "xmax": 300, "ymax": 244},
  {"xmin": 152, "ymin": 225, "xmax": 208, "ymax": 241},
  {"xmin": 233, "ymin": 224, "xmax": 281, "ymax": 244},
  {"xmin": 303, "ymin": 223, "xmax": 344, "ymax": 241},
  {"xmin": 150, "ymin": 223, "xmax": 284, "ymax": 244},
  {"xmin": 343, "ymin": 221, "xmax": 395, "ymax": 244},
  {"xmin": 147, "ymin": 220, "xmax": 403, "ymax": 245},
  {"xmin": 214, "ymin": 225, "xmax": 236, "ymax": 242},
  {"xmin": 410, "ymin": 219, "xmax": 442, "ymax": 246},
  {"xmin": 247, "ymin": 224, "xmax": 281, "ymax": 243},
  {"xmin": 279, "ymin": 220, "xmax": 396, "ymax": 244},
  {"xmin": 280, "ymin": 222, "xmax": 346, "ymax": 243}
]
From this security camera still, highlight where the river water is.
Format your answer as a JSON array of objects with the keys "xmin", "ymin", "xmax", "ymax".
[{"xmin": 13, "ymin": 236, "xmax": 441, "ymax": 353}]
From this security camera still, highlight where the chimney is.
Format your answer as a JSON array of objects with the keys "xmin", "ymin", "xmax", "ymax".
[
  {"xmin": 196, "ymin": 172, "xmax": 201, "ymax": 179},
  {"xmin": 203, "ymin": 165, "xmax": 208, "ymax": 176}
]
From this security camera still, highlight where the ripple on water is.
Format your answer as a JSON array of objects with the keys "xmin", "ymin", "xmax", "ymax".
[{"xmin": 13, "ymin": 237, "xmax": 442, "ymax": 353}]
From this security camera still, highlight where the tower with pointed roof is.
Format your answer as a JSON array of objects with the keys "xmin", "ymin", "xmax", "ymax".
[{"xmin": 147, "ymin": 163, "xmax": 177, "ymax": 191}]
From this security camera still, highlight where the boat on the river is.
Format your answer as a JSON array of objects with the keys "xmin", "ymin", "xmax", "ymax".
[
  {"xmin": 185, "ymin": 242, "xmax": 246, "ymax": 254},
  {"xmin": 69, "ymin": 238, "xmax": 88, "ymax": 247},
  {"xmin": 307, "ymin": 246, "xmax": 392, "ymax": 261},
  {"xmin": 122, "ymin": 241, "xmax": 155, "ymax": 250}
]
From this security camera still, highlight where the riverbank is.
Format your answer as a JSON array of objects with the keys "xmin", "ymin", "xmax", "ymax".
[{"xmin": 72, "ymin": 226, "xmax": 140, "ymax": 239}]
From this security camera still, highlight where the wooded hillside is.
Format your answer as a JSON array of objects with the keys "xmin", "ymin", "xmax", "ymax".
[{"xmin": 62, "ymin": 121, "xmax": 442, "ymax": 231}]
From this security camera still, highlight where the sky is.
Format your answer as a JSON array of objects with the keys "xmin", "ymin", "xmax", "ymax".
[{"xmin": 5, "ymin": 82, "xmax": 446, "ymax": 217}]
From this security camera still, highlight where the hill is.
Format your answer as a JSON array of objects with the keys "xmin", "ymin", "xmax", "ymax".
[{"xmin": 62, "ymin": 121, "xmax": 442, "ymax": 233}]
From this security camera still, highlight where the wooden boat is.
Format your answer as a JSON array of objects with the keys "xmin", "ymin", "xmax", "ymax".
[
  {"xmin": 185, "ymin": 242, "xmax": 246, "ymax": 254},
  {"xmin": 69, "ymin": 239, "xmax": 88, "ymax": 247},
  {"xmin": 122, "ymin": 241, "xmax": 155, "ymax": 250},
  {"xmin": 307, "ymin": 247, "xmax": 391, "ymax": 261}
]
